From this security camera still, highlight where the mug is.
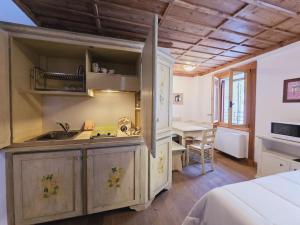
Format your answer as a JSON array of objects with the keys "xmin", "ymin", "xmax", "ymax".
[{"xmin": 92, "ymin": 63, "xmax": 99, "ymax": 73}]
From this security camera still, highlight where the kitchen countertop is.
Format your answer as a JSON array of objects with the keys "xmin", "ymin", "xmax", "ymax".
[{"xmin": 4, "ymin": 131, "xmax": 143, "ymax": 154}]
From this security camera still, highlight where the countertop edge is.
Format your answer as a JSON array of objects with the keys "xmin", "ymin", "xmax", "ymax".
[{"xmin": 3, "ymin": 136, "xmax": 144, "ymax": 154}]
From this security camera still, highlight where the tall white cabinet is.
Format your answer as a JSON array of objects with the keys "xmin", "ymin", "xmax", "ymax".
[{"xmin": 140, "ymin": 16, "xmax": 174, "ymax": 200}]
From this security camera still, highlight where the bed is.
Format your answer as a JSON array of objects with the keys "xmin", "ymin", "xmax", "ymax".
[{"xmin": 182, "ymin": 171, "xmax": 300, "ymax": 225}]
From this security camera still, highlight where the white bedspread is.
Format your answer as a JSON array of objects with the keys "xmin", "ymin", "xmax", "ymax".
[{"xmin": 183, "ymin": 171, "xmax": 300, "ymax": 225}]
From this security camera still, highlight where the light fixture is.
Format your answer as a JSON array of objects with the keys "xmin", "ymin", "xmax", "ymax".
[{"xmin": 183, "ymin": 64, "xmax": 196, "ymax": 72}]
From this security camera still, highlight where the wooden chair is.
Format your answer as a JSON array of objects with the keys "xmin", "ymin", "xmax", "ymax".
[{"xmin": 188, "ymin": 128, "xmax": 217, "ymax": 175}]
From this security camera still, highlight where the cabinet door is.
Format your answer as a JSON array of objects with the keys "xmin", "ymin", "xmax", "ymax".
[
  {"xmin": 0, "ymin": 29, "xmax": 10, "ymax": 148},
  {"xmin": 87, "ymin": 145, "xmax": 140, "ymax": 213},
  {"xmin": 13, "ymin": 151, "xmax": 82, "ymax": 225},
  {"xmin": 149, "ymin": 137, "xmax": 172, "ymax": 199},
  {"xmin": 156, "ymin": 61, "xmax": 172, "ymax": 137},
  {"xmin": 141, "ymin": 14, "xmax": 158, "ymax": 157},
  {"xmin": 290, "ymin": 161, "xmax": 300, "ymax": 171},
  {"xmin": 261, "ymin": 152, "xmax": 290, "ymax": 176}
]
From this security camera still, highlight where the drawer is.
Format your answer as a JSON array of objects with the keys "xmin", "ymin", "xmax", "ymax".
[{"xmin": 261, "ymin": 152, "xmax": 290, "ymax": 176}]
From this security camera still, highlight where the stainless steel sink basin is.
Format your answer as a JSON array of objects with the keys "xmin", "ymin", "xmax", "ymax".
[{"xmin": 28, "ymin": 131, "xmax": 80, "ymax": 141}]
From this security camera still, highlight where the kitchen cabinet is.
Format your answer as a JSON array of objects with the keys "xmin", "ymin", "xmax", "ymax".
[
  {"xmin": 140, "ymin": 16, "xmax": 174, "ymax": 199},
  {"xmin": 290, "ymin": 161, "xmax": 300, "ymax": 171},
  {"xmin": 86, "ymin": 145, "xmax": 141, "ymax": 213},
  {"xmin": 149, "ymin": 137, "xmax": 172, "ymax": 199},
  {"xmin": 0, "ymin": 16, "xmax": 174, "ymax": 224},
  {"xmin": 13, "ymin": 150, "xmax": 83, "ymax": 225},
  {"xmin": 0, "ymin": 29, "xmax": 10, "ymax": 148},
  {"xmin": 85, "ymin": 49, "xmax": 140, "ymax": 92},
  {"xmin": 261, "ymin": 151, "xmax": 291, "ymax": 176}
]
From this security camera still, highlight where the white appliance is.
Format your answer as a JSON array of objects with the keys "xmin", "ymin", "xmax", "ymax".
[{"xmin": 271, "ymin": 122, "xmax": 300, "ymax": 143}]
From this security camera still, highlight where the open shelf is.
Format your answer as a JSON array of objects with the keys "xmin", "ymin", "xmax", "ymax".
[
  {"xmin": 86, "ymin": 72, "xmax": 139, "ymax": 92},
  {"xmin": 24, "ymin": 90, "xmax": 94, "ymax": 97}
]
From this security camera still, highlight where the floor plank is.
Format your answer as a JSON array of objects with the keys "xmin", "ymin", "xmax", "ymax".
[{"xmin": 41, "ymin": 152, "xmax": 256, "ymax": 225}]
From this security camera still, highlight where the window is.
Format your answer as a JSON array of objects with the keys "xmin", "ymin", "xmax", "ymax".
[
  {"xmin": 232, "ymin": 72, "xmax": 246, "ymax": 125},
  {"xmin": 214, "ymin": 68, "xmax": 251, "ymax": 129}
]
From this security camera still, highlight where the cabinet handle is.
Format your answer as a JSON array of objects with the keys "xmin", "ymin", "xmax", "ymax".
[{"xmin": 280, "ymin": 164, "xmax": 283, "ymax": 167}]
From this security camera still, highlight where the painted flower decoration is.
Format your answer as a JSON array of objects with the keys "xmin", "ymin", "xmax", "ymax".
[
  {"xmin": 108, "ymin": 167, "xmax": 123, "ymax": 188},
  {"xmin": 158, "ymin": 153, "xmax": 165, "ymax": 174},
  {"xmin": 41, "ymin": 174, "xmax": 59, "ymax": 198}
]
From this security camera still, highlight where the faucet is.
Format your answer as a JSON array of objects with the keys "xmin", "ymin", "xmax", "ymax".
[{"xmin": 57, "ymin": 122, "xmax": 70, "ymax": 133}]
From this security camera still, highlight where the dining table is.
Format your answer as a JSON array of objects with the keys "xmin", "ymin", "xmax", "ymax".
[{"xmin": 172, "ymin": 121, "xmax": 209, "ymax": 166}]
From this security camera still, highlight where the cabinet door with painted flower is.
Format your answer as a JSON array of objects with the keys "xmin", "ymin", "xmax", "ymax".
[
  {"xmin": 86, "ymin": 145, "xmax": 141, "ymax": 213},
  {"xmin": 156, "ymin": 58, "xmax": 173, "ymax": 139},
  {"xmin": 13, "ymin": 150, "xmax": 82, "ymax": 225},
  {"xmin": 149, "ymin": 137, "xmax": 172, "ymax": 199}
]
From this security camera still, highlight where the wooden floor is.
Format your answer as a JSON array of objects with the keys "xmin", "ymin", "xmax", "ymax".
[{"xmin": 41, "ymin": 152, "xmax": 256, "ymax": 225}]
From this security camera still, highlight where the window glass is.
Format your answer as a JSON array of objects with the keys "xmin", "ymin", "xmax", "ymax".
[
  {"xmin": 220, "ymin": 77, "xmax": 230, "ymax": 123},
  {"xmin": 213, "ymin": 78, "xmax": 219, "ymax": 122},
  {"xmin": 232, "ymin": 72, "xmax": 246, "ymax": 125}
]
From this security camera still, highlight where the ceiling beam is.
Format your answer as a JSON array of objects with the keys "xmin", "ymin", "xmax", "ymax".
[
  {"xmin": 92, "ymin": 1, "xmax": 102, "ymax": 31},
  {"xmin": 238, "ymin": 0, "xmax": 298, "ymax": 17},
  {"xmin": 159, "ymin": 0, "xmax": 174, "ymax": 27}
]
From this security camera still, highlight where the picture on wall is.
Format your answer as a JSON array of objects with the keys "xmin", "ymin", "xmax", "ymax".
[
  {"xmin": 283, "ymin": 78, "xmax": 300, "ymax": 103},
  {"xmin": 173, "ymin": 93, "xmax": 183, "ymax": 105}
]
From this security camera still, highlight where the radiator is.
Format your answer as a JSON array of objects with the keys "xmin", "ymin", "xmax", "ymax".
[{"xmin": 214, "ymin": 128, "xmax": 248, "ymax": 158}]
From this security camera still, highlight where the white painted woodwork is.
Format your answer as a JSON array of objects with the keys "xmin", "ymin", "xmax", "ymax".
[
  {"xmin": 86, "ymin": 72, "xmax": 139, "ymax": 91},
  {"xmin": 86, "ymin": 145, "xmax": 141, "ymax": 213},
  {"xmin": 257, "ymin": 136, "xmax": 300, "ymax": 177},
  {"xmin": 261, "ymin": 151, "xmax": 290, "ymax": 176},
  {"xmin": 156, "ymin": 56, "xmax": 173, "ymax": 137},
  {"xmin": 10, "ymin": 39, "xmax": 43, "ymax": 142},
  {"xmin": 13, "ymin": 150, "xmax": 83, "ymax": 225},
  {"xmin": 141, "ymin": 15, "xmax": 158, "ymax": 157},
  {"xmin": 290, "ymin": 161, "xmax": 300, "ymax": 171},
  {"xmin": 149, "ymin": 137, "xmax": 172, "ymax": 199},
  {"xmin": 0, "ymin": 22, "xmax": 175, "ymax": 224},
  {"xmin": 0, "ymin": 29, "xmax": 10, "ymax": 148}
]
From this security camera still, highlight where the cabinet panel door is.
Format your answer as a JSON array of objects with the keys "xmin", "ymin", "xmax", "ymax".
[
  {"xmin": 149, "ymin": 137, "xmax": 172, "ymax": 199},
  {"xmin": 13, "ymin": 150, "xmax": 82, "ymax": 225},
  {"xmin": 156, "ymin": 62, "xmax": 172, "ymax": 135},
  {"xmin": 87, "ymin": 145, "xmax": 140, "ymax": 213},
  {"xmin": 290, "ymin": 161, "xmax": 300, "ymax": 171},
  {"xmin": 141, "ymin": 15, "xmax": 158, "ymax": 157},
  {"xmin": 261, "ymin": 152, "xmax": 290, "ymax": 176},
  {"xmin": 0, "ymin": 29, "xmax": 10, "ymax": 148}
]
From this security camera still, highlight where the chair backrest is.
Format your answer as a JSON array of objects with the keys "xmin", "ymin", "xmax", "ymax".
[{"xmin": 201, "ymin": 128, "xmax": 217, "ymax": 148}]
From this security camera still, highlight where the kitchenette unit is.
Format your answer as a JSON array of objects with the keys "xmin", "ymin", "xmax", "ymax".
[{"xmin": 0, "ymin": 15, "xmax": 173, "ymax": 225}]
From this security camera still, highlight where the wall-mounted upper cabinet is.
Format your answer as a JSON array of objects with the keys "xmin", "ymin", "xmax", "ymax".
[{"xmin": 85, "ymin": 48, "xmax": 140, "ymax": 92}]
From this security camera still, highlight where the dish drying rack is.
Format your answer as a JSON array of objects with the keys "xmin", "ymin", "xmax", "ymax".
[{"xmin": 31, "ymin": 67, "xmax": 85, "ymax": 92}]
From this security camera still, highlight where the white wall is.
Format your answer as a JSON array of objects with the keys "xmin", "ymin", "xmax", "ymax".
[
  {"xmin": 254, "ymin": 42, "xmax": 300, "ymax": 161},
  {"xmin": 172, "ymin": 75, "xmax": 213, "ymax": 122},
  {"xmin": 43, "ymin": 92, "xmax": 135, "ymax": 131},
  {"xmin": 255, "ymin": 44, "xmax": 300, "ymax": 137}
]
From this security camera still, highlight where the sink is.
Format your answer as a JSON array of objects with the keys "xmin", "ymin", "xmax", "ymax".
[{"xmin": 28, "ymin": 131, "xmax": 81, "ymax": 141}]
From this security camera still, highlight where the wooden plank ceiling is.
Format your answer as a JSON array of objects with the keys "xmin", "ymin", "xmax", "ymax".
[{"xmin": 14, "ymin": 0, "xmax": 300, "ymax": 76}]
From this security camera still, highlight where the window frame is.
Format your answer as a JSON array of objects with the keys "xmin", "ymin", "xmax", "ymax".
[{"xmin": 214, "ymin": 66, "xmax": 253, "ymax": 131}]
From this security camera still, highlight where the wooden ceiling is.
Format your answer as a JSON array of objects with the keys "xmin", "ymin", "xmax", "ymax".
[{"xmin": 14, "ymin": 0, "xmax": 300, "ymax": 76}]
